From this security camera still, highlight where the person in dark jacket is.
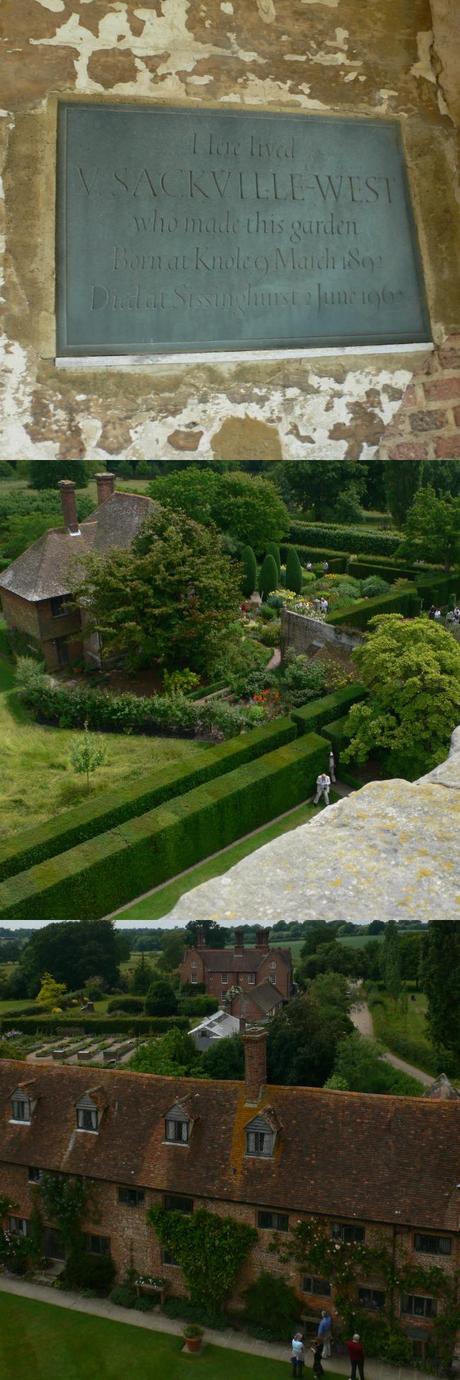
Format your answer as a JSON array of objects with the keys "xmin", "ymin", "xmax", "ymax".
[
  {"xmin": 346, "ymin": 1333, "xmax": 365, "ymax": 1380},
  {"xmin": 311, "ymin": 1338, "xmax": 324, "ymax": 1377}
]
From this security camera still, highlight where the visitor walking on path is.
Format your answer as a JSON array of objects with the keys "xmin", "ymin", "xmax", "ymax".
[
  {"xmin": 314, "ymin": 772, "xmax": 331, "ymax": 806},
  {"xmin": 328, "ymin": 750, "xmax": 336, "ymax": 784},
  {"xmin": 311, "ymin": 1338, "xmax": 325, "ymax": 1377},
  {"xmin": 291, "ymin": 1332, "xmax": 305, "ymax": 1376},
  {"xmin": 347, "ymin": 1334, "xmax": 365, "ymax": 1380},
  {"xmin": 317, "ymin": 1310, "xmax": 333, "ymax": 1359}
]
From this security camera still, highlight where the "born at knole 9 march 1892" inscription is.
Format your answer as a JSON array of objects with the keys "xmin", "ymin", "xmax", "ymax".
[{"xmin": 56, "ymin": 104, "xmax": 430, "ymax": 356}]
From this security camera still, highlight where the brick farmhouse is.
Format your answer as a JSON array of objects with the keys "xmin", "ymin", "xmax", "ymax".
[
  {"xmin": 1, "ymin": 1035, "xmax": 459, "ymax": 1363},
  {"xmin": 0, "ymin": 472, "xmax": 155, "ymax": 672},
  {"xmin": 179, "ymin": 927, "xmax": 292, "ymax": 1022}
]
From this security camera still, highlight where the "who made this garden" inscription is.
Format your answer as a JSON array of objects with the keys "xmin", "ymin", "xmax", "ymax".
[{"xmin": 57, "ymin": 104, "xmax": 430, "ymax": 356}]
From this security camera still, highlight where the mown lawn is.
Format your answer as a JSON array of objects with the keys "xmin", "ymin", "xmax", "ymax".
[
  {"xmin": 113, "ymin": 800, "xmax": 319, "ymax": 920},
  {"xmin": 370, "ymin": 992, "xmax": 460, "ymax": 1079},
  {"xmin": 0, "ymin": 665, "xmax": 206, "ymax": 840},
  {"xmin": 0, "ymin": 1294, "xmax": 300, "ymax": 1380}
]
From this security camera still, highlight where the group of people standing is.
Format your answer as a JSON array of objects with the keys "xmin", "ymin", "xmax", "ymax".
[{"xmin": 291, "ymin": 1313, "xmax": 365, "ymax": 1380}]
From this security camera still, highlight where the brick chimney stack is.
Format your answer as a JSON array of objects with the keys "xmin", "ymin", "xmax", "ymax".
[
  {"xmin": 234, "ymin": 927, "xmax": 245, "ymax": 956},
  {"xmin": 58, "ymin": 480, "xmax": 80, "ymax": 535},
  {"xmin": 195, "ymin": 926, "xmax": 205, "ymax": 949},
  {"xmin": 96, "ymin": 472, "xmax": 115, "ymax": 505},
  {"xmin": 244, "ymin": 1028, "xmax": 267, "ymax": 1104},
  {"xmin": 255, "ymin": 927, "xmax": 270, "ymax": 951}
]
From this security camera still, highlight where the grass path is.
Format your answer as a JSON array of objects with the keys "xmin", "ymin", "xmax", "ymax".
[
  {"xmin": 111, "ymin": 799, "xmax": 321, "ymax": 920},
  {"xmin": 0, "ymin": 655, "xmax": 204, "ymax": 841}
]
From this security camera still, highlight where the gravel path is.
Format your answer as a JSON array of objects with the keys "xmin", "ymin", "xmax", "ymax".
[{"xmin": 350, "ymin": 1000, "xmax": 432, "ymax": 1086}]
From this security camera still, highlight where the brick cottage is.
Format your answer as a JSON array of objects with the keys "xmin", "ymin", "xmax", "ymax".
[
  {"xmin": 0, "ymin": 1033, "xmax": 459, "ymax": 1363},
  {"xmin": 0, "ymin": 473, "xmax": 155, "ymax": 671},
  {"xmin": 179, "ymin": 927, "xmax": 292, "ymax": 1022}
]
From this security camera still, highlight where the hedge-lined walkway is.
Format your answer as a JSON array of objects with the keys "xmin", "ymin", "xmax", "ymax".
[{"xmin": 0, "ymin": 1278, "xmax": 436, "ymax": 1380}]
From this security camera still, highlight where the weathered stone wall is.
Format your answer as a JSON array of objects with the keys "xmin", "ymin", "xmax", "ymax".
[
  {"xmin": 281, "ymin": 608, "xmax": 361, "ymax": 657},
  {"xmin": 161, "ymin": 726, "xmax": 460, "ymax": 922},
  {"xmin": 1, "ymin": 0, "xmax": 459, "ymax": 460}
]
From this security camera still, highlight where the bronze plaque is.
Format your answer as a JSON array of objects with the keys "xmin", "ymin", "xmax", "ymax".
[{"xmin": 56, "ymin": 103, "xmax": 431, "ymax": 355}]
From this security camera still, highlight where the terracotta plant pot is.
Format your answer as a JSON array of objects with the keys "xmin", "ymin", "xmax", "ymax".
[{"xmin": 184, "ymin": 1337, "xmax": 202, "ymax": 1354}]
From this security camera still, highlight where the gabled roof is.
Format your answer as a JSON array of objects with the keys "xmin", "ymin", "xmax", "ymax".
[
  {"xmin": 240, "ymin": 982, "xmax": 285, "ymax": 1016},
  {"xmin": 423, "ymin": 1074, "xmax": 460, "ymax": 1100},
  {"xmin": 190, "ymin": 947, "xmax": 291, "ymax": 974},
  {"xmin": 0, "ymin": 1060, "xmax": 459, "ymax": 1231},
  {"xmin": 0, "ymin": 492, "xmax": 156, "ymax": 602}
]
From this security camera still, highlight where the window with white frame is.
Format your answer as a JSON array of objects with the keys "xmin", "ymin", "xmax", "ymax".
[
  {"xmin": 76, "ymin": 1105, "xmax": 99, "ymax": 1132},
  {"xmin": 331, "ymin": 1223, "xmax": 365, "ymax": 1244},
  {"xmin": 9, "ymin": 1217, "xmax": 29, "ymax": 1237},
  {"xmin": 245, "ymin": 1114, "xmax": 275, "ymax": 1157},
  {"xmin": 258, "ymin": 1210, "xmax": 289, "ymax": 1231},
  {"xmin": 10, "ymin": 1091, "xmax": 32, "ymax": 1123},
  {"xmin": 164, "ymin": 1103, "xmax": 190, "ymax": 1144},
  {"xmin": 248, "ymin": 973, "xmax": 256, "ymax": 985},
  {"xmin": 414, "ymin": 1233, "xmax": 452, "ymax": 1257},
  {"xmin": 302, "ymin": 1276, "xmax": 332, "ymax": 1297},
  {"xmin": 401, "ymin": 1295, "xmax": 437, "ymax": 1319},
  {"xmin": 358, "ymin": 1286, "xmax": 386, "ymax": 1310}
]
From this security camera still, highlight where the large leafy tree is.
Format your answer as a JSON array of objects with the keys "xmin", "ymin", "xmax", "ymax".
[
  {"xmin": 16, "ymin": 920, "xmax": 125, "ymax": 997},
  {"xmin": 184, "ymin": 920, "xmax": 227, "ymax": 949},
  {"xmin": 420, "ymin": 922, "xmax": 460, "ymax": 1058},
  {"xmin": 381, "ymin": 920, "xmax": 402, "ymax": 1000},
  {"xmin": 267, "ymin": 989, "xmax": 352, "ymax": 1086},
  {"xmin": 398, "ymin": 485, "xmax": 460, "ymax": 570},
  {"xmin": 28, "ymin": 461, "xmax": 90, "ymax": 490},
  {"xmin": 276, "ymin": 461, "xmax": 367, "ymax": 520},
  {"xmin": 384, "ymin": 460, "xmax": 423, "ymax": 527},
  {"xmin": 342, "ymin": 614, "xmax": 460, "ymax": 777},
  {"xmin": 148, "ymin": 467, "xmax": 289, "ymax": 551},
  {"xmin": 74, "ymin": 507, "xmax": 241, "ymax": 675}
]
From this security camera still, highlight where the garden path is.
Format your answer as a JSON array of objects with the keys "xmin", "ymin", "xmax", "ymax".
[
  {"xmin": 0, "ymin": 1277, "xmax": 439, "ymax": 1380},
  {"xmin": 350, "ymin": 999, "xmax": 433, "ymax": 1087}
]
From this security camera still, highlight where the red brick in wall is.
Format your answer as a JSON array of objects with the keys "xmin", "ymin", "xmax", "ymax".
[{"xmin": 377, "ymin": 336, "xmax": 460, "ymax": 459}]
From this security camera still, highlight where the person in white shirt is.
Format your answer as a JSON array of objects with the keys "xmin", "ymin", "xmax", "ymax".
[
  {"xmin": 291, "ymin": 1332, "xmax": 304, "ymax": 1376},
  {"xmin": 314, "ymin": 772, "xmax": 331, "ymax": 805}
]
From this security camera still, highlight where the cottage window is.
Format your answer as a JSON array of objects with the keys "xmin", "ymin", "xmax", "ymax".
[
  {"xmin": 164, "ymin": 1194, "xmax": 193, "ymax": 1214},
  {"xmin": 303, "ymin": 1276, "xmax": 331, "ymax": 1297},
  {"xmin": 248, "ymin": 973, "xmax": 256, "ymax": 985},
  {"xmin": 268, "ymin": 975, "xmax": 277, "ymax": 985},
  {"xmin": 85, "ymin": 1234, "xmax": 110, "ymax": 1256},
  {"xmin": 270, "ymin": 961, "xmax": 276, "ymax": 969},
  {"xmin": 414, "ymin": 1233, "xmax": 452, "ymax": 1257},
  {"xmin": 221, "ymin": 973, "xmax": 228, "ymax": 984},
  {"xmin": 77, "ymin": 1107, "xmax": 99, "ymax": 1132},
  {"xmin": 401, "ymin": 1295, "xmax": 437, "ymax": 1319},
  {"xmin": 331, "ymin": 1223, "xmax": 365, "ymax": 1244},
  {"xmin": 164, "ymin": 1103, "xmax": 190, "ymax": 1144},
  {"xmin": 50, "ymin": 595, "xmax": 70, "ymax": 618},
  {"xmin": 28, "ymin": 1167, "xmax": 42, "ymax": 1183},
  {"xmin": 258, "ymin": 1210, "xmax": 289, "ymax": 1232},
  {"xmin": 191, "ymin": 967, "xmax": 198, "ymax": 985},
  {"xmin": 162, "ymin": 1248, "xmax": 178, "ymax": 1266},
  {"xmin": 118, "ymin": 1187, "xmax": 145, "ymax": 1208},
  {"xmin": 246, "ymin": 1129, "xmax": 273, "ymax": 1157},
  {"xmin": 9, "ymin": 1217, "xmax": 29, "ymax": 1237},
  {"xmin": 358, "ymin": 1287, "xmax": 386, "ymax": 1310},
  {"xmin": 10, "ymin": 1093, "xmax": 32, "ymax": 1123}
]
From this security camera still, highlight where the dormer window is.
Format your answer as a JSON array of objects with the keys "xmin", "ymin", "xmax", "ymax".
[
  {"xmin": 164, "ymin": 1102, "xmax": 191, "ymax": 1145},
  {"xmin": 245, "ymin": 1113, "xmax": 276, "ymax": 1158},
  {"xmin": 76, "ymin": 1094, "xmax": 100, "ymax": 1133},
  {"xmin": 10, "ymin": 1089, "xmax": 33, "ymax": 1124}
]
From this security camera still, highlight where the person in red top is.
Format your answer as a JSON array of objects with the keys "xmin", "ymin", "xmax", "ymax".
[{"xmin": 346, "ymin": 1333, "xmax": 365, "ymax": 1380}]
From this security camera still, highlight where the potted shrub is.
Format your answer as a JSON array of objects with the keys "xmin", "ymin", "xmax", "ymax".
[{"xmin": 183, "ymin": 1324, "xmax": 204, "ymax": 1354}]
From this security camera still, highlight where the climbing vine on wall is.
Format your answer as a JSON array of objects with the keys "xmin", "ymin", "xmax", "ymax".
[{"xmin": 149, "ymin": 1206, "xmax": 257, "ymax": 1310}]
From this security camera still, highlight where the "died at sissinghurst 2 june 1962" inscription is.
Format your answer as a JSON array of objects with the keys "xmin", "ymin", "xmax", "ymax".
[{"xmin": 56, "ymin": 104, "xmax": 431, "ymax": 356}]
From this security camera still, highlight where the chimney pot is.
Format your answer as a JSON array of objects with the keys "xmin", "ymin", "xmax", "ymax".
[
  {"xmin": 58, "ymin": 479, "xmax": 79, "ymax": 535},
  {"xmin": 256, "ymin": 927, "xmax": 270, "ymax": 951},
  {"xmin": 234, "ymin": 926, "xmax": 245, "ymax": 955},
  {"xmin": 244, "ymin": 1028, "xmax": 267, "ymax": 1103},
  {"xmin": 96, "ymin": 472, "xmax": 115, "ymax": 505}
]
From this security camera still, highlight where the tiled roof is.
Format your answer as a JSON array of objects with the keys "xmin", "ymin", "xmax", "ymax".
[
  {"xmin": 191, "ymin": 947, "xmax": 291, "ymax": 974},
  {"xmin": 0, "ymin": 1060, "xmax": 458, "ymax": 1231},
  {"xmin": 241, "ymin": 982, "xmax": 285, "ymax": 1015},
  {"xmin": 0, "ymin": 492, "xmax": 156, "ymax": 602}
]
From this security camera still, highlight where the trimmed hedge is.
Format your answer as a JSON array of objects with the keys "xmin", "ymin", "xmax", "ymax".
[
  {"xmin": 289, "ymin": 521, "xmax": 401, "ymax": 556},
  {"xmin": 290, "ymin": 683, "xmax": 367, "ymax": 734},
  {"xmin": 186, "ymin": 680, "xmax": 228, "ymax": 700},
  {"xmin": 180, "ymin": 995, "xmax": 219, "ymax": 1016},
  {"xmin": 413, "ymin": 571, "xmax": 459, "ymax": 608},
  {"xmin": 281, "ymin": 543, "xmax": 348, "ymax": 573},
  {"xmin": 327, "ymin": 586, "xmax": 419, "ymax": 630},
  {"xmin": 320, "ymin": 716, "xmax": 353, "ymax": 753},
  {"xmin": 0, "ymin": 1014, "xmax": 189, "ymax": 1036},
  {"xmin": 349, "ymin": 557, "xmax": 439, "ymax": 582},
  {"xmin": 0, "ymin": 733, "xmax": 329, "ymax": 920},
  {"xmin": 0, "ymin": 715, "xmax": 298, "ymax": 883}
]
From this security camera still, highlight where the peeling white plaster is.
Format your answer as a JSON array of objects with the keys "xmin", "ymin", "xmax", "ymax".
[
  {"xmin": 0, "ymin": 336, "xmax": 58, "ymax": 459},
  {"xmin": 50, "ymin": 365, "xmax": 414, "ymax": 462},
  {"xmin": 300, "ymin": 0, "xmax": 341, "ymax": 7},
  {"xmin": 30, "ymin": 1, "xmax": 231, "ymax": 93},
  {"xmin": 34, "ymin": 0, "xmax": 65, "ymax": 10},
  {"xmin": 410, "ymin": 31, "xmax": 436, "ymax": 85},
  {"xmin": 256, "ymin": 0, "xmax": 276, "ymax": 23},
  {"xmin": 220, "ymin": 2, "xmax": 234, "ymax": 10}
]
